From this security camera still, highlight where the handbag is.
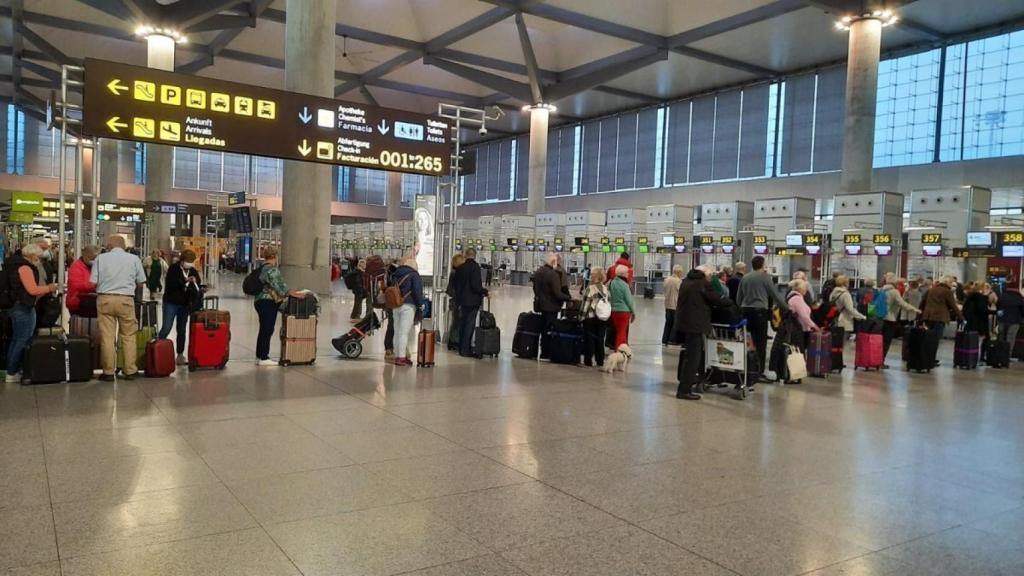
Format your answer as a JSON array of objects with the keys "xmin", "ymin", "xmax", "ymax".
[
  {"xmin": 786, "ymin": 344, "xmax": 808, "ymax": 381},
  {"xmin": 594, "ymin": 293, "xmax": 612, "ymax": 321}
]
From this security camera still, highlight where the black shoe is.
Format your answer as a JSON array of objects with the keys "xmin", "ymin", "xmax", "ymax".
[
  {"xmin": 757, "ymin": 375, "xmax": 774, "ymax": 384},
  {"xmin": 122, "ymin": 372, "xmax": 139, "ymax": 381},
  {"xmin": 881, "ymin": 364, "xmax": 890, "ymax": 369},
  {"xmin": 99, "ymin": 374, "xmax": 115, "ymax": 382},
  {"xmin": 677, "ymin": 392, "xmax": 701, "ymax": 400}
]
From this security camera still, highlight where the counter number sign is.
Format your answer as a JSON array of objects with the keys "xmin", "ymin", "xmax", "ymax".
[
  {"xmin": 873, "ymin": 234, "xmax": 892, "ymax": 245},
  {"xmin": 921, "ymin": 233, "xmax": 943, "ymax": 244},
  {"xmin": 720, "ymin": 235, "xmax": 734, "ymax": 245},
  {"xmin": 752, "ymin": 235, "xmax": 768, "ymax": 245},
  {"xmin": 84, "ymin": 58, "xmax": 449, "ymax": 176},
  {"xmin": 1000, "ymin": 231, "xmax": 1024, "ymax": 245},
  {"xmin": 844, "ymin": 234, "xmax": 861, "ymax": 245}
]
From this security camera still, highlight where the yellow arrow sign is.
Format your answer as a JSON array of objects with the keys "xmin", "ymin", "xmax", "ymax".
[
  {"xmin": 107, "ymin": 79, "xmax": 128, "ymax": 95},
  {"xmin": 106, "ymin": 116, "xmax": 128, "ymax": 133},
  {"xmin": 297, "ymin": 139, "xmax": 311, "ymax": 157}
]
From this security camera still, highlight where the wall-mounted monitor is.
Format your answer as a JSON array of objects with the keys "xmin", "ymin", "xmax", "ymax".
[
  {"xmin": 966, "ymin": 231, "xmax": 994, "ymax": 248},
  {"xmin": 922, "ymin": 245, "xmax": 943, "ymax": 257},
  {"xmin": 637, "ymin": 244, "xmax": 649, "ymax": 254},
  {"xmin": 805, "ymin": 245, "xmax": 821, "ymax": 255},
  {"xmin": 662, "ymin": 235, "xmax": 674, "ymax": 247},
  {"xmin": 874, "ymin": 245, "xmax": 893, "ymax": 256},
  {"xmin": 785, "ymin": 234, "xmax": 804, "ymax": 247},
  {"xmin": 1002, "ymin": 245, "xmax": 1024, "ymax": 258},
  {"xmin": 753, "ymin": 245, "xmax": 769, "ymax": 255},
  {"xmin": 701, "ymin": 245, "xmax": 714, "ymax": 254},
  {"xmin": 844, "ymin": 245, "xmax": 863, "ymax": 256},
  {"xmin": 722, "ymin": 245, "xmax": 735, "ymax": 254},
  {"xmin": 674, "ymin": 245, "xmax": 686, "ymax": 254}
]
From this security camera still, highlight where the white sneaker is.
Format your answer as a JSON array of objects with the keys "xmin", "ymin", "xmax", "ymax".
[
  {"xmin": 175, "ymin": 354, "xmax": 187, "ymax": 366},
  {"xmin": 5, "ymin": 372, "xmax": 21, "ymax": 384},
  {"xmin": 256, "ymin": 359, "xmax": 277, "ymax": 367}
]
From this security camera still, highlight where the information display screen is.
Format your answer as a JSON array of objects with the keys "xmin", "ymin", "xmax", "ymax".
[
  {"xmin": 638, "ymin": 245, "xmax": 649, "ymax": 253},
  {"xmin": 701, "ymin": 245, "xmax": 714, "ymax": 254},
  {"xmin": 1002, "ymin": 245, "xmax": 1024, "ymax": 258},
  {"xmin": 83, "ymin": 58, "xmax": 450, "ymax": 176},
  {"xmin": 753, "ymin": 245, "xmax": 769, "ymax": 255},
  {"xmin": 805, "ymin": 245, "xmax": 821, "ymax": 255},
  {"xmin": 874, "ymin": 245, "xmax": 893, "ymax": 256},
  {"xmin": 785, "ymin": 234, "xmax": 804, "ymax": 247},
  {"xmin": 662, "ymin": 235, "xmax": 674, "ymax": 246},
  {"xmin": 844, "ymin": 245, "xmax": 863, "ymax": 256},
  {"xmin": 722, "ymin": 245, "xmax": 735, "ymax": 254},
  {"xmin": 967, "ymin": 231, "xmax": 994, "ymax": 248},
  {"xmin": 674, "ymin": 245, "xmax": 686, "ymax": 254},
  {"xmin": 922, "ymin": 245, "xmax": 943, "ymax": 257}
]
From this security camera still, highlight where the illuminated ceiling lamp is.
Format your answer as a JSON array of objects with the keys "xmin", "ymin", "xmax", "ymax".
[
  {"xmin": 521, "ymin": 102, "xmax": 557, "ymax": 114},
  {"xmin": 834, "ymin": 6, "xmax": 899, "ymax": 32},
  {"xmin": 134, "ymin": 24, "xmax": 188, "ymax": 44}
]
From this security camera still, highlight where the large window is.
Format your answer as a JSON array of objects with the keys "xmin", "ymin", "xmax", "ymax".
[
  {"xmin": 942, "ymin": 30, "xmax": 1024, "ymax": 161},
  {"xmin": 5, "ymin": 104, "xmax": 25, "ymax": 175},
  {"xmin": 874, "ymin": 48, "xmax": 940, "ymax": 167}
]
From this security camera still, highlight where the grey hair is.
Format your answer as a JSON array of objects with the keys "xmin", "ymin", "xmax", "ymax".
[
  {"xmin": 21, "ymin": 243, "xmax": 43, "ymax": 258},
  {"xmin": 106, "ymin": 235, "xmax": 126, "ymax": 248},
  {"xmin": 792, "ymin": 270, "xmax": 806, "ymax": 280},
  {"xmin": 696, "ymin": 264, "xmax": 715, "ymax": 278},
  {"xmin": 788, "ymin": 278, "xmax": 807, "ymax": 292},
  {"xmin": 615, "ymin": 264, "xmax": 629, "ymax": 278},
  {"xmin": 671, "ymin": 264, "xmax": 684, "ymax": 276},
  {"xmin": 883, "ymin": 272, "xmax": 898, "ymax": 285},
  {"xmin": 734, "ymin": 262, "xmax": 747, "ymax": 272}
]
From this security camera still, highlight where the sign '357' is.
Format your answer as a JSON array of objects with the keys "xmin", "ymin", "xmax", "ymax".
[{"xmin": 83, "ymin": 58, "xmax": 451, "ymax": 177}]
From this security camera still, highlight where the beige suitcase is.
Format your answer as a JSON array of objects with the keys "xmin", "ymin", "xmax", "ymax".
[{"xmin": 280, "ymin": 315, "xmax": 317, "ymax": 366}]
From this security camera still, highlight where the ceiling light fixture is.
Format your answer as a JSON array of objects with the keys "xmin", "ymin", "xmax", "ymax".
[
  {"xmin": 834, "ymin": 8, "xmax": 898, "ymax": 32},
  {"xmin": 521, "ymin": 102, "xmax": 557, "ymax": 114},
  {"xmin": 135, "ymin": 24, "xmax": 187, "ymax": 44}
]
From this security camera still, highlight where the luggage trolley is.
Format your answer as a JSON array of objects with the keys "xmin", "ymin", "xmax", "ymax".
[
  {"xmin": 702, "ymin": 320, "xmax": 754, "ymax": 400},
  {"xmin": 331, "ymin": 271, "xmax": 385, "ymax": 359}
]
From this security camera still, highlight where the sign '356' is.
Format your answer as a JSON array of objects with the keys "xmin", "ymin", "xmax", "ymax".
[{"xmin": 83, "ymin": 58, "xmax": 451, "ymax": 177}]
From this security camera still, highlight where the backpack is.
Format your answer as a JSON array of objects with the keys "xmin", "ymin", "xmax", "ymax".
[
  {"xmin": 383, "ymin": 274, "xmax": 409, "ymax": 309},
  {"xmin": 242, "ymin": 264, "xmax": 266, "ymax": 296},
  {"xmin": 872, "ymin": 288, "xmax": 889, "ymax": 319},
  {"xmin": 594, "ymin": 291, "xmax": 611, "ymax": 321},
  {"xmin": 343, "ymin": 270, "xmax": 357, "ymax": 290},
  {"xmin": 812, "ymin": 300, "xmax": 837, "ymax": 327}
]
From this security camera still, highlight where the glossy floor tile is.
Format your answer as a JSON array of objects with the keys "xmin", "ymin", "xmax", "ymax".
[{"xmin": 2, "ymin": 280, "xmax": 1023, "ymax": 575}]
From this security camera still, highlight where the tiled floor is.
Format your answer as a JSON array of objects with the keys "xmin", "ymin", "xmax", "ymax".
[{"xmin": 2, "ymin": 278, "xmax": 1023, "ymax": 576}]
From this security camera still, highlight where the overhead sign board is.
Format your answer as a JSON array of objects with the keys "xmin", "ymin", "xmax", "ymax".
[
  {"xmin": 145, "ymin": 201, "xmax": 212, "ymax": 217},
  {"xmin": 227, "ymin": 191, "xmax": 246, "ymax": 206},
  {"xmin": 11, "ymin": 191, "xmax": 44, "ymax": 213},
  {"xmin": 83, "ymin": 58, "xmax": 450, "ymax": 177}
]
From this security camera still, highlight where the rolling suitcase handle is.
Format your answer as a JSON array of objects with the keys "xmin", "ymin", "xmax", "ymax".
[{"xmin": 202, "ymin": 296, "xmax": 219, "ymax": 310}]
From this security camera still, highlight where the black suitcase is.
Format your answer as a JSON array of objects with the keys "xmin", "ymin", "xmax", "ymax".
[
  {"xmin": 545, "ymin": 319, "xmax": 583, "ymax": 365},
  {"xmin": 829, "ymin": 326, "xmax": 845, "ymax": 372},
  {"xmin": 473, "ymin": 326, "xmax": 501, "ymax": 358},
  {"xmin": 985, "ymin": 340, "xmax": 1011, "ymax": 368},
  {"xmin": 512, "ymin": 312, "xmax": 544, "ymax": 359},
  {"xmin": 953, "ymin": 330, "xmax": 980, "ymax": 369},
  {"xmin": 137, "ymin": 300, "xmax": 159, "ymax": 328},
  {"xmin": 643, "ymin": 287, "xmax": 655, "ymax": 300},
  {"xmin": 23, "ymin": 335, "xmax": 93, "ymax": 385},
  {"xmin": 905, "ymin": 325, "xmax": 937, "ymax": 372},
  {"xmin": 285, "ymin": 294, "xmax": 318, "ymax": 319}
]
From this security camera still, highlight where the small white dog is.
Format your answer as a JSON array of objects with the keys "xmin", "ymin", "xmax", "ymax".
[{"xmin": 603, "ymin": 343, "xmax": 633, "ymax": 372}]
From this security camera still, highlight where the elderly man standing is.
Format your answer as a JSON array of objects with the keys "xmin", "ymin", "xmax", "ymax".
[{"xmin": 90, "ymin": 235, "xmax": 146, "ymax": 381}]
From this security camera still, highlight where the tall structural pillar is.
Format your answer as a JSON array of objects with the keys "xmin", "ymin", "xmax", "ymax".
[
  {"xmin": 97, "ymin": 139, "xmax": 119, "ymax": 239},
  {"xmin": 526, "ymin": 106, "xmax": 549, "ymax": 215},
  {"xmin": 839, "ymin": 16, "xmax": 882, "ymax": 193},
  {"xmin": 144, "ymin": 33, "xmax": 175, "ymax": 251},
  {"xmin": 280, "ymin": 0, "xmax": 335, "ymax": 294},
  {"xmin": 386, "ymin": 171, "xmax": 402, "ymax": 222}
]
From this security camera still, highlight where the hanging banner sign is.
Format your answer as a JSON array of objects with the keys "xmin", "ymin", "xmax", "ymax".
[
  {"xmin": 83, "ymin": 58, "xmax": 450, "ymax": 176},
  {"xmin": 145, "ymin": 201, "xmax": 213, "ymax": 217},
  {"xmin": 414, "ymin": 195, "xmax": 435, "ymax": 277},
  {"xmin": 227, "ymin": 191, "xmax": 247, "ymax": 206},
  {"xmin": 11, "ymin": 191, "xmax": 44, "ymax": 213}
]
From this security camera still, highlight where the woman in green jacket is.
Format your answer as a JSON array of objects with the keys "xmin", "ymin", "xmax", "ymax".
[{"xmin": 609, "ymin": 265, "xmax": 635, "ymax": 348}]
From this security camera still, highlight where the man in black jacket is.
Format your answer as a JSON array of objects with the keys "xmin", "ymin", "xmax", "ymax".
[
  {"xmin": 533, "ymin": 252, "xmax": 572, "ymax": 354},
  {"xmin": 674, "ymin": 265, "xmax": 731, "ymax": 400},
  {"xmin": 454, "ymin": 248, "xmax": 488, "ymax": 357}
]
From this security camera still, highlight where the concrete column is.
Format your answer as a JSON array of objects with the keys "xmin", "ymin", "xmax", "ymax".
[
  {"xmin": 97, "ymin": 139, "xmax": 119, "ymax": 239},
  {"xmin": 144, "ymin": 34, "xmax": 175, "ymax": 252},
  {"xmin": 386, "ymin": 171, "xmax": 402, "ymax": 222},
  {"xmin": 526, "ymin": 107, "xmax": 549, "ymax": 215},
  {"xmin": 839, "ymin": 17, "xmax": 882, "ymax": 194},
  {"xmin": 280, "ymin": 0, "xmax": 335, "ymax": 294}
]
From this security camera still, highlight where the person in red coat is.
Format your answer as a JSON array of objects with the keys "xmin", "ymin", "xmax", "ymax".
[
  {"xmin": 66, "ymin": 245, "xmax": 98, "ymax": 316},
  {"xmin": 607, "ymin": 253, "xmax": 634, "ymax": 287}
]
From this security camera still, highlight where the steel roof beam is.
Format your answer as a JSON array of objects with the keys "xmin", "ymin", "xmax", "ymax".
[
  {"xmin": 164, "ymin": 0, "xmax": 247, "ymax": 30},
  {"xmin": 671, "ymin": 46, "xmax": 775, "ymax": 76},
  {"xmin": 668, "ymin": 0, "xmax": 807, "ymax": 47},
  {"xmin": 175, "ymin": 0, "xmax": 272, "ymax": 73},
  {"xmin": 17, "ymin": 21, "xmax": 75, "ymax": 66},
  {"xmin": 19, "ymin": 59, "xmax": 60, "ymax": 83},
  {"xmin": 592, "ymin": 85, "xmax": 661, "ymax": 103},
  {"xmin": 434, "ymin": 49, "xmax": 559, "ymax": 82},
  {"xmin": 546, "ymin": 48, "xmax": 668, "ymax": 102},
  {"xmin": 423, "ymin": 56, "xmax": 533, "ymax": 102},
  {"xmin": 513, "ymin": 12, "xmax": 544, "ymax": 104},
  {"xmin": 358, "ymin": 85, "xmax": 379, "ymax": 107},
  {"xmin": 73, "ymin": 0, "xmax": 134, "ymax": 21}
]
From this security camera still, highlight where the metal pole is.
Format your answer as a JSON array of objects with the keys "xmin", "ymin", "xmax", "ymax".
[
  {"xmin": 74, "ymin": 138, "xmax": 84, "ymax": 260},
  {"xmin": 57, "ymin": 66, "xmax": 68, "ymax": 291},
  {"xmin": 91, "ymin": 141, "xmax": 99, "ymax": 246}
]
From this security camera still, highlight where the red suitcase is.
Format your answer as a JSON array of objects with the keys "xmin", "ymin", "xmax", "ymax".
[
  {"xmin": 145, "ymin": 338, "xmax": 176, "ymax": 377},
  {"xmin": 854, "ymin": 332, "xmax": 884, "ymax": 370},
  {"xmin": 188, "ymin": 319, "xmax": 230, "ymax": 371},
  {"xmin": 417, "ymin": 329, "xmax": 435, "ymax": 367}
]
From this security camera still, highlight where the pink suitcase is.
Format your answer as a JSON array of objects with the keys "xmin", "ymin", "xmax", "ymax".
[{"xmin": 854, "ymin": 332, "xmax": 884, "ymax": 370}]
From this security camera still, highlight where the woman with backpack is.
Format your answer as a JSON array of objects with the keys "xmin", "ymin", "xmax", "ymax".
[
  {"xmin": 580, "ymin": 266, "xmax": 611, "ymax": 368},
  {"xmin": 386, "ymin": 257, "xmax": 423, "ymax": 367},
  {"xmin": 252, "ymin": 247, "xmax": 305, "ymax": 366}
]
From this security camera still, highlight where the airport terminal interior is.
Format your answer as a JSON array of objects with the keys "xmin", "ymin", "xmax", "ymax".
[{"xmin": 1, "ymin": 0, "xmax": 1024, "ymax": 575}]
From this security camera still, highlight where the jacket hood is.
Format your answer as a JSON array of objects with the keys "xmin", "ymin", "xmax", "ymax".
[{"xmin": 685, "ymin": 269, "xmax": 706, "ymax": 281}]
